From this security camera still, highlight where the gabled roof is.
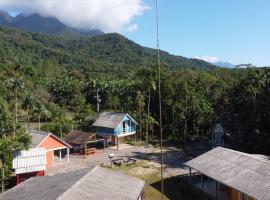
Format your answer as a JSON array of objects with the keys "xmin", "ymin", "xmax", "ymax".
[
  {"xmin": 0, "ymin": 166, "xmax": 145, "ymax": 200},
  {"xmin": 29, "ymin": 129, "xmax": 72, "ymax": 148},
  {"xmin": 92, "ymin": 112, "xmax": 138, "ymax": 129},
  {"xmin": 65, "ymin": 130, "xmax": 96, "ymax": 145},
  {"xmin": 184, "ymin": 147, "xmax": 270, "ymax": 200}
]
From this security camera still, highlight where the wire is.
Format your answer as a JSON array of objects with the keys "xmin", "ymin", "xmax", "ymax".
[{"xmin": 155, "ymin": 0, "xmax": 164, "ymax": 199}]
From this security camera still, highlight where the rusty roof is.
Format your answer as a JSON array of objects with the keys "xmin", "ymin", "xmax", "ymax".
[{"xmin": 65, "ymin": 130, "xmax": 96, "ymax": 145}]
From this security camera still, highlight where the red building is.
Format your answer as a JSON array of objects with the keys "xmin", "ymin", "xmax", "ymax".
[
  {"xmin": 13, "ymin": 130, "xmax": 72, "ymax": 184},
  {"xmin": 29, "ymin": 129, "xmax": 71, "ymax": 168}
]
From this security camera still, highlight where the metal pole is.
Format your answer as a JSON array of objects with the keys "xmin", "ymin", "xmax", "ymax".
[
  {"xmin": 155, "ymin": 0, "xmax": 164, "ymax": 199},
  {"xmin": 216, "ymin": 181, "xmax": 218, "ymax": 200},
  {"xmin": 59, "ymin": 150, "xmax": 62, "ymax": 161},
  {"xmin": 117, "ymin": 137, "xmax": 119, "ymax": 151},
  {"xmin": 201, "ymin": 174, "xmax": 203, "ymax": 192},
  {"xmin": 67, "ymin": 148, "xmax": 70, "ymax": 163},
  {"xmin": 189, "ymin": 168, "xmax": 192, "ymax": 184},
  {"xmin": 96, "ymin": 90, "xmax": 100, "ymax": 113},
  {"xmin": 103, "ymin": 139, "xmax": 105, "ymax": 153}
]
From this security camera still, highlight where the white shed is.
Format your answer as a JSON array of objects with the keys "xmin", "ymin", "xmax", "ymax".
[
  {"xmin": 12, "ymin": 148, "xmax": 47, "ymax": 184},
  {"xmin": 211, "ymin": 123, "xmax": 224, "ymax": 146}
]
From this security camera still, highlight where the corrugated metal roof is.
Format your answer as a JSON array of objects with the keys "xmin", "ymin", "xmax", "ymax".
[
  {"xmin": 29, "ymin": 129, "xmax": 48, "ymax": 148},
  {"xmin": 184, "ymin": 147, "xmax": 270, "ymax": 200},
  {"xmin": 0, "ymin": 166, "xmax": 145, "ymax": 200},
  {"xmin": 12, "ymin": 148, "xmax": 46, "ymax": 174},
  {"xmin": 29, "ymin": 129, "xmax": 72, "ymax": 148},
  {"xmin": 92, "ymin": 112, "xmax": 137, "ymax": 129}
]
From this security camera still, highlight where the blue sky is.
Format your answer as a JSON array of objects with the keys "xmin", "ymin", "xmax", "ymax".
[
  {"xmin": 5, "ymin": 0, "xmax": 270, "ymax": 66},
  {"xmin": 124, "ymin": 0, "xmax": 270, "ymax": 66}
]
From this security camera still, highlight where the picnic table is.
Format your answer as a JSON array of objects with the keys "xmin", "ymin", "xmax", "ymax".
[{"xmin": 112, "ymin": 157, "xmax": 137, "ymax": 166}]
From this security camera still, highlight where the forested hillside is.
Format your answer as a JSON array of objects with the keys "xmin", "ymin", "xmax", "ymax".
[
  {"xmin": 0, "ymin": 25, "xmax": 270, "ymax": 191},
  {"xmin": 0, "ymin": 11, "xmax": 103, "ymax": 37},
  {"xmin": 0, "ymin": 26, "xmax": 215, "ymax": 73}
]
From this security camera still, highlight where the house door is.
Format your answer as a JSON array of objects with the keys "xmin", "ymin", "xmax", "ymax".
[{"xmin": 123, "ymin": 122, "xmax": 126, "ymax": 133}]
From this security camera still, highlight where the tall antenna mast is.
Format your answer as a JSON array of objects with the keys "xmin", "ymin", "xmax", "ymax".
[{"xmin": 155, "ymin": 0, "xmax": 164, "ymax": 199}]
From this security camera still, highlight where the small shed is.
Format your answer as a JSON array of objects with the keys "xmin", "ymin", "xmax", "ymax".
[
  {"xmin": 29, "ymin": 129, "xmax": 72, "ymax": 168},
  {"xmin": 0, "ymin": 166, "xmax": 146, "ymax": 200},
  {"xmin": 93, "ymin": 112, "xmax": 137, "ymax": 150},
  {"xmin": 211, "ymin": 123, "xmax": 224, "ymax": 146},
  {"xmin": 12, "ymin": 148, "xmax": 47, "ymax": 185},
  {"xmin": 65, "ymin": 130, "xmax": 105, "ymax": 155}
]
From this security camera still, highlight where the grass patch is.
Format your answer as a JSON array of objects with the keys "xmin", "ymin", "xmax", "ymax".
[{"xmin": 101, "ymin": 160, "xmax": 210, "ymax": 200}]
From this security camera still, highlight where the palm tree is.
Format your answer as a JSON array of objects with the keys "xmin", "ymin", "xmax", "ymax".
[
  {"xmin": 23, "ymin": 91, "xmax": 34, "ymax": 128},
  {"xmin": 53, "ymin": 114, "xmax": 73, "ymax": 139},
  {"xmin": 146, "ymin": 81, "xmax": 156, "ymax": 143},
  {"xmin": 8, "ymin": 77, "xmax": 25, "ymax": 136},
  {"xmin": 136, "ymin": 91, "xmax": 145, "ymax": 141},
  {"xmin": 33, "ymin": 101, "xmax": 49, "ymax": 131},
  {"xmin": 0, "ymin": 97, "xmax": 12, "ymax": 138}
]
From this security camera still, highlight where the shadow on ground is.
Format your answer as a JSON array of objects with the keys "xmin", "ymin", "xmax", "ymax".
[{"xmin": 151, "ymin": 176, "xmax": 212, "ymax": 200}]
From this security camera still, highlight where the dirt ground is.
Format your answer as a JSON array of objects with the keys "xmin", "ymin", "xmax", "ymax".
[
  {"xmin": 47, "ymin": 145, "xmax": 189, "ymax": 178},
  {"xmin": 46, "ymin": 145, "xmax": 193, "ymax": 200}
]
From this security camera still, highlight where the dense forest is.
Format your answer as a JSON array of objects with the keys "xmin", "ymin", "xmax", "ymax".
[{"xmin": 0, "ymin": 26, "xmax": 270, "ymax": 191}]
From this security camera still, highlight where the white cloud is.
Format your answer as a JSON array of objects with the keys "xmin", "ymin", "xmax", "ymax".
[
  {"xmin": 0, "ymin": 0, "xmax": 150, "ymax": 32},
  {"xmin": 126, "ymin": 23, "xmax": 138, "ymax": 32},
  {"xmin": 194, "ymin": 55, "xmax": 219, "ymax": 63}
]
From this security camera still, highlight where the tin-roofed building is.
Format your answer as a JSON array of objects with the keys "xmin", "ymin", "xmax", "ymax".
[
  {"xmin": 12, "ymin": 148, "xmax": 47, "ymax": 185},
  {"xmin": 0, "ymin": 166, "xmax": 146, "ymax": 200},
  {"xmin": 184, "ymin": 147, "xmax": 270, "ymax": 200},
  {"xmin": 93, "ymin": 112, "xmax": 137, "ymax": 150}
]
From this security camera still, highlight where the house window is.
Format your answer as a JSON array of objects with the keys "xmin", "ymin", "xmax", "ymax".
[{"xmin": 239, "ymin": 193, "xmax": 248, "ymax": 200}]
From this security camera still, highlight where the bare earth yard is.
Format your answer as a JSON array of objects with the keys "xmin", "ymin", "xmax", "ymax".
[{"xmin": 46, "ymin": 145, "xmax": 208, "ymax": 200}]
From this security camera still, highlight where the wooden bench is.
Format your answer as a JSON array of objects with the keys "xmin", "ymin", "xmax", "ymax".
[{"xmin": 85, "ymin": 148, "xmax": 96, "ymax": 155}]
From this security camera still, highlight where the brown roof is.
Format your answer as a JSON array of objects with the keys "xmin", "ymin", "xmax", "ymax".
[{"xmin": 65, "ymin": 130, "xmax": 96, "ymax": 145}]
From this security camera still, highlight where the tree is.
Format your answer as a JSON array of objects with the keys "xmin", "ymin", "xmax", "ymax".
[
  {"xmin": 8, "ymin": 77, "xmax": 25, "ymax": 136},
  {"xmin": 136, "ymin": 91, "xmax": 145, "ymax": 141},
  {"xmin": 52, "ymin": 113, "xmax": 73, "ymax": 139},
  {"xmin": 33, "ymin": 101, "xmax": 50, "ymax": 131},
  {"xmin": 23, "ymin": 90, "xmax": 34, "ymax": 128}
]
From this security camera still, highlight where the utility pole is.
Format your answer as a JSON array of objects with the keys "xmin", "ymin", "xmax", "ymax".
[{"xmin": 95, "ymin": 89, "xmax": 101, "ymax": 113}]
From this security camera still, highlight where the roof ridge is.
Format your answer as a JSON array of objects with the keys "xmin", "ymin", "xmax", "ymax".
[
  {"xmin": 208, "ymin": 148, "xmax": 270, "ymax": 177},
  {"xmin": 216, "ymin": 147, "xmax": 270, "ymax": 164},
  {"xmin": 56, "ymin": 167, "xmax": 96, "ymax": 200}
]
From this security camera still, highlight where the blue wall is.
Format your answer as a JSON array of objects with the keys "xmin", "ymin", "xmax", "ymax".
[{"xmin": 96, "ymin": 115, "xmax": 136, "ymax": 136}]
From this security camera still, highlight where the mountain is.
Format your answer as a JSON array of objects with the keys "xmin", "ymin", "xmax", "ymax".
[
  {"xmin": 0, "ymin": 12, "xmax": 103, "ymax": 37},
  {"xmin": 213, "ymin": 61, "xmax": 235, "ymax": 68},
  {"xmin": 0, "ymin": 11, "xmax": 12, "ymax": 25},
  {"xmin": 0, "ymin": 26, "xmax": 216, "ymax": 73}
]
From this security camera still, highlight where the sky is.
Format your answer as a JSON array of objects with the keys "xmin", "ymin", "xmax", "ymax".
[{"xmin": 2, "ymin": 0, "xmax": 270, "ymax": 66}]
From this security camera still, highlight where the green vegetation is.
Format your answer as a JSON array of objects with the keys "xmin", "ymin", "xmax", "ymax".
[
  {"xmin": 0, "ymin": 26, "xmax": 270, "ymax": 192},
  {"xmin": 103, "ymin": 161, "xmax": 210, "ymax": 200}
]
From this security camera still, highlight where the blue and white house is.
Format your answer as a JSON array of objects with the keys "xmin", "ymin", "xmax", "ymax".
[{"xmin": 92, "ymin": 112, "xmax": 137, "ymax": 149}]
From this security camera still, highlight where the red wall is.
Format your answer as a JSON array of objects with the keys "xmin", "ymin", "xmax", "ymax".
[{"xmin": 38, "ymin": 135, "xmax": 67, "ymax": 168}]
